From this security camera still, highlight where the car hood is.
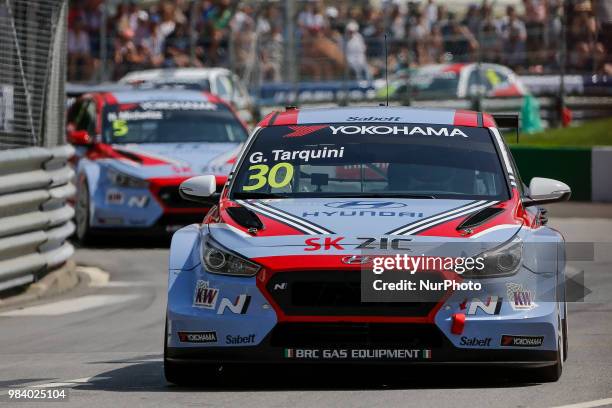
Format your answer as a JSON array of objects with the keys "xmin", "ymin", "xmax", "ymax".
[
  {"xmin": 209, "ymin": 197, "xmax": 523, "ymax": 259},
  {"xmin": 107, "ymin": 142, "xmax": 242, "ymax": 178}
]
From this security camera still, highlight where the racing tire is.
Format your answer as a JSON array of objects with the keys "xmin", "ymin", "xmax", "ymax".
[
  {"xmin": 75, "ymin": 178, "xmax": 95, "ymax": 244},
  {"xmin": 163, "ymin": 320, "xmax": 222, "ymax": 386},
  {"xmin": 528, "ymin": 338, "xmax": 563, "ymax": 383}
]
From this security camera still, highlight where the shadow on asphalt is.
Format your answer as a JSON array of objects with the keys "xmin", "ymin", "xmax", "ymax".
[{"xmin": 74, "ymin": 359, "xmax": 537, "ymax": 392}]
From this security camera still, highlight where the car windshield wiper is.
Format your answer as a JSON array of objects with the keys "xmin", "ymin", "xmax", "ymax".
[{"xmin": 232, "ymin": 192, "xmax": 290, "ymax": 199}]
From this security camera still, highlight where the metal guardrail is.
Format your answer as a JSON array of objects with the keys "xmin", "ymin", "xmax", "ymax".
[{"xmin": 0, "ymin": 145, "xmax": 75, "ymax": 292}]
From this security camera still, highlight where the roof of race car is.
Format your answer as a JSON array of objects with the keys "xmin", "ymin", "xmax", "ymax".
[
  {"xmin": 259, "ymin": 106, "xmax": 496, "ymax": 128},
  {"xmin": 120, "ymin": 67, "xmax": 231, "ymax": 83},
  {"xmin": 99, "ymin": 89, "xmax": 223, "ymax": 105}
]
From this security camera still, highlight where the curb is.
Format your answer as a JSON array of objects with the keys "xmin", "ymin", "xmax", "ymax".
[{"xmin": 0, "ymin": 260, "xmax": 79, "ymax": 309}]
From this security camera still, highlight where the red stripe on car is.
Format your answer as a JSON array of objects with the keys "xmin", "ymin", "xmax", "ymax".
[{"xmin": 453, "ymin": 110, "xmax": 478, "ymax": 127}]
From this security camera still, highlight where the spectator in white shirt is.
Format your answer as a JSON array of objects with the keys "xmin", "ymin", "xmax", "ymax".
[{"xmin": 345, "ymin": 21, "xmax": 371, "ymax": 81}]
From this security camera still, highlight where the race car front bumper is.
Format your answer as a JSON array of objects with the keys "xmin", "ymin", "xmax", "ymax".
[
  {"xmin": 166, "ymin": 322, "xmax": 557, "ymax": 367},
  {"xmin": 166, "ymin": 273, "xmax": 560, "ymax": 368}
]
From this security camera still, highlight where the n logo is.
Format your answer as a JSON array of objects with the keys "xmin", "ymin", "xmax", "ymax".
[
  {"xmin": 466, "ymin": 296, "xmax": 502, "ymax": 315},
  {"xmin": 217, "ymin": 294, "xmax": 251, "ymax": 315},
  {"xmin": 128, "ymin": 196, "xmax": 149, "ymax": 208}
]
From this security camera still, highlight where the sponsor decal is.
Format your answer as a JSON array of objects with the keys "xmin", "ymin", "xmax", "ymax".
[
  {"xmin": 506, "ymin": 283, "xmax": 537, "ymax": 311},
  {"xmin": 178, "ymin": 331, "xmax": 217, "ymax": 343},
  {"xmin": 346, "ymin": 116, "xmax": 401, "ymax": 122},
  {"xmin": 140, "ymin": 101, "xmax": 217, "ymax": 110},
  {"xmin": 248, "ymin": 146, "xmax": 344, "ymax": 164},
  {"xmin": 284, "ymin": 348, "xmax": 432, "ymax": 360},
  {"xmin": 302, "ymin": 211, "xmax": 423, "ymax": 218},
  {"xmin": 355, "ymin": 237, "xmax": 412, "ymax": 251},
  {"xmin": 342, "ymin": 255, "xmax": 372, "ymax": 265},
  {"xmin": 324, "ymin": 201, "xmax": 407, "ymax": 209},
  {"xmin": 226, "ymin": 334, "xmax": 256, "ymax": 345},
  {"xmin": 105, "ymin": 190, "xmax": 124, "ymax": 205},
  {"xmin": 330, "ymin": 125, "xmax": 468, "ymax": 137},
  {"xmin": 216, "ymin": 294, "xmax": 251, "ymax": 315},
  {"xmin": 304, "ymin": 237, "xmax": 345, "ymax": 251},
  {"xmin": 127, "ymin": 195, "xmax": 149, "ymax": 208},
  {"xmin": 193, "ymin": 280, "xmax": 219, "ymax": 310},
  {"xmin": 459, "ymin": 336, "xmax": 492, "ymax": 347},
  {"xmin": 303, "ymin": 237, "xmax": 415, "ymax": 253},
  {"xmin": 107, "ymin": 110, "xmax": 163, "ymax": 122},
  {"xmin": 283, "ymin": 125, "xmax": 328, "ymax": 138},
  {"xmin": 500, "ymin": 335, "xmax": 544, "ymax": 347},
  {"xmin": 460, "ymin": 296, "xmax": 503, "ymax": 315}
]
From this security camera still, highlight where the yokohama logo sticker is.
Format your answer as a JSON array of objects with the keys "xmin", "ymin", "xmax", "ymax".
[
  {"xmin": 500, "ymin": 335, "xmax": 544, "ymax": 347},
  {"xmin": 330, "ymin": 125, "xmax": 468, "ymax": 137}
]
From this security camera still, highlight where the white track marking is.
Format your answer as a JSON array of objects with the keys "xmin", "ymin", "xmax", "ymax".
[
  {"xmin": 0, "ymin": 294, "xmax": 140, "ymax": 317},
  {"xmin": 551, "ymin": 397, "xmax": 612, "ymax": 408}
]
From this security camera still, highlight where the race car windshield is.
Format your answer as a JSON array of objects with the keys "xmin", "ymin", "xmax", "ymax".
[
  {"xmin": 102, "ymin": 102, "xmax": 247, "ymax": 144},
  {"xmin": 231, "ymin": 123, "xmax": 510, "ymax": 201}
]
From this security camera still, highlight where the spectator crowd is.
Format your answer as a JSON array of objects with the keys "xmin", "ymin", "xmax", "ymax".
[{"xmin": 68, "ymin": 0, "xmax": 612, "ymax": 83}]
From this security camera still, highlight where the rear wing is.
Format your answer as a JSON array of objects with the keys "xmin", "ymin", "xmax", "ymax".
[{"xmin": 492, "ymin": 113, "xmax": 520, "ymax": 143}]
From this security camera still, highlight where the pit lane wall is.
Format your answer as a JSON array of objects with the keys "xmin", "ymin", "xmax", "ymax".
[
  {"xmin": 0, "ymin": 146, "xmax": 75, "ymax": 292},
  {"xmin": 510, "ymin": 146, "xmax": 612, "ymax": 202}
]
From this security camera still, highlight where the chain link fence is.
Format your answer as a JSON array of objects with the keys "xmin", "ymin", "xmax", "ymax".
[{"xmin": 0, "ymin": 0, "xmax": 67, "ymax": 149}]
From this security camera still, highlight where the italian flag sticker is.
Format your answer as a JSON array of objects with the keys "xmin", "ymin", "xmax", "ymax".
[
  {"xmin": 284, "ymin": 348, "xmax": 294, "ymax": 358},
  {"xmin": 422, "ymin": 350, "xmax": 432, "ymax": 359}
]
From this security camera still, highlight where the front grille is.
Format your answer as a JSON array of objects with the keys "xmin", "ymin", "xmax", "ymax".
[
  {"xmin": 266, "ymin": 270, "xmax": 445, "ymax": 317},
  {"xmin": 270, "ymin": 323, "xmax": 444, "ymax": 348}
]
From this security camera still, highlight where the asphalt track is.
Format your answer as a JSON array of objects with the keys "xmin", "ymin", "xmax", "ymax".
[{"xmin": 1, "ymin": 204, "xmax": 611, "ymax": 408}]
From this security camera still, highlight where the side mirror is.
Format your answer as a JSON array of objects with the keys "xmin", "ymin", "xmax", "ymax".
[
  {"xmin": 179, "ymin": 175, "xmax": 218, "ymax": 203},
  {"xmin": 67, "ymin": 130, "xmax": 92, "ymax": 146},
  {"xmin": 523, "ymin": 177, "xmax": 571, "ymax": 207}
]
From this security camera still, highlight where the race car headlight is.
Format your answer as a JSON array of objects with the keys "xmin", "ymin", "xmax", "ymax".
[
  {"xmin": 463, "ymin": 238, "xmax": 523, "ymax": 278},
  {"xmin": 107, "ymin": 168, "xmax": 149, "ymax": 189},
  {"xmin": 202, "ymin": 240, "xmax": 261, "ymax": 277}
]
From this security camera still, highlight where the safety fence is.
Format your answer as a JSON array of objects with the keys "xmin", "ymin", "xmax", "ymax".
[{"xmin": 0, "ymin": 145, "xmax": 75, "ymax": 292}]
